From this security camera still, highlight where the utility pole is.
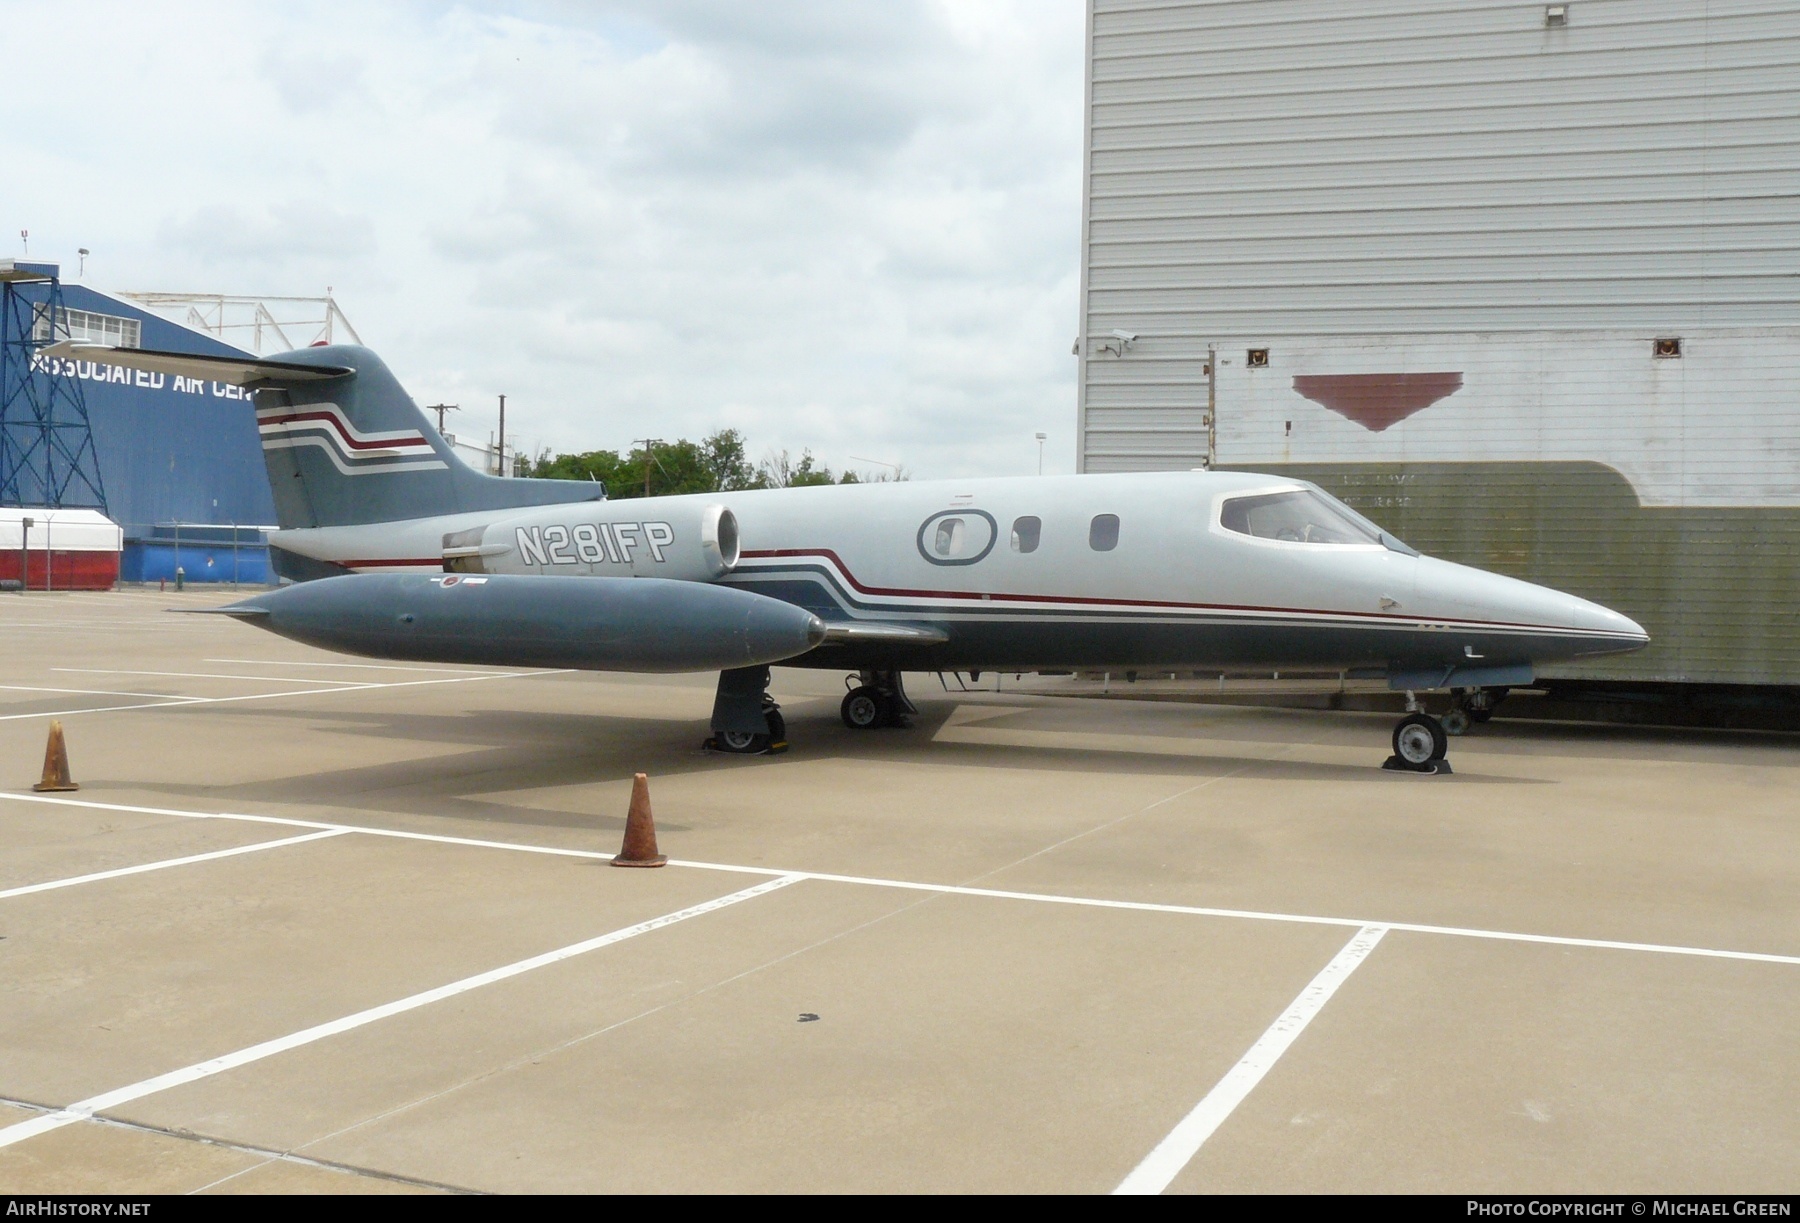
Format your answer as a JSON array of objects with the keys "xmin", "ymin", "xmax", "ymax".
[
  {"xmin": 497, "ymin": 394, "xmax": 506, "ymax": 477},
  {"xmin": 637, "ymin": 439, "xmax": 663, "ymax": 497},
  {"xmin": 426, "ymin": 403, "xmax": 458, "ymax": 436},
  {"xmin": 1035, "ymin": 432, "xmax": 1047, "ymax": 475}
]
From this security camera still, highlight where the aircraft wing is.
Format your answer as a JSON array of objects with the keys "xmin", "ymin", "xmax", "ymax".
[{"xmin": 39, "ymin": 340, "xmax": 353, "ymax": 385}]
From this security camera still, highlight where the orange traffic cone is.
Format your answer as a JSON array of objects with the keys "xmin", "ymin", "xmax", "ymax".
[
  {"xmin": 33, "ymin": 720, "xmax": 79, "ymax": 793},
  {"xmin": 611, "ymin": 772, "xmax": 666, "ymax": 867}
]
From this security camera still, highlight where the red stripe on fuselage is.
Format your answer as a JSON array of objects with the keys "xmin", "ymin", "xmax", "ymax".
[{"xmin": 736, "ymin": 547, "xmax": 1590, "ymax": 635}]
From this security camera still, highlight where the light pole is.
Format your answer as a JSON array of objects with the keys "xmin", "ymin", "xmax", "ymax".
[
  {"xmin": 1035, "ymin": 433, "xmax": 1047, "ymax": 476},
  {"xmin": 18, "ymin": 516, "xmax": 32, "ymax": 594},
  {"xmin": 497, "ymin": 394, "xmax": 506, "ymax": 477}
]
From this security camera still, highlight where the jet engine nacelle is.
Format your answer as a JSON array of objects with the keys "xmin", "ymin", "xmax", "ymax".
[
  {"xmin": 222, "ymin": 571, "xmax": 824, "ymax": 672},
  {"xmin": 445, "ymin": 502, "xmax": 739, "ymax": 582}
]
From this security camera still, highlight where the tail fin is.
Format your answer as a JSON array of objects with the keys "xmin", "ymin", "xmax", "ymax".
[
  {"xmin": 41, "ymin": 339, "xmax": 601, "ymax": 529},
  {"xmin": 252, "ymin": 344, "xmax": 598, "ymax": 528}
]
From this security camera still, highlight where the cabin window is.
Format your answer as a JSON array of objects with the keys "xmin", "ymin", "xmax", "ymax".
[
  {"xmin": 1011, "ymin": 516, "xmax": 1041, "ymax": 553},
  {"xmin": 932, "ymin": 517, "xmax": 966, "ymax": 558},
  {"xmin": 1219, "ymin": 489, "xmax": 1382, "ymax": 545},
  {"xmin": 1089, "ymin": 514, "xmax": 1119, "ymax": 551}
]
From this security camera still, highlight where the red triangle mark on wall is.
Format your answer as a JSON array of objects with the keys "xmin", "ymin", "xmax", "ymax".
[{"xmin": 1291, "ymin": 372, "xmax": 1464, "ymax": 432}]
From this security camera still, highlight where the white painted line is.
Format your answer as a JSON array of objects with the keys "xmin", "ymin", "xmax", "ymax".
[
  {"xmin": 1114, "ymin": 924, "xmax": 1389, "ymax": 1195},
  {"xmin": 0, "ymin": 698, "xmax": 239, "ymax": 722},
  {"xmin": 5, "ymin": 792, "xmax": 1799, "ymax": 969},
  {"xmin": 0, "ymin": 684, "xmax": 209, "ymax": 701},
  {"xmin": 0, "ymin": 669, "xmax": 563, "ymax": 723},
  {"xmin": 0, "ymin": 830, "xmax": 349, "ymax": 901},
  {"xmin": 54, "ymin": 668, "xmax": 368, "ymax": 686},
  {"xmin": 205, "ymin": 658, "xmax": 508, "ymax": 676},
  {"xmin": 773, "ymin": 869, "xmax": 1800, "ymax": 968},
  {"xmin": 0, "ymin": 875, "xmax": 799, "ymax": 1151}
]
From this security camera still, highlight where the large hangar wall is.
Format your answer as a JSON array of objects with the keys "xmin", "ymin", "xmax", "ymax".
[
  {"xmin": 49, "ymin": 286, "xmax": 277, "ymax": 534},
  {"xmin": 23, "ymin": 283, "xmax": 278, "ymax": 582},
  {"xmin": 1076, "ymin": 0, "xmax": 1800, "ymax": 686}
]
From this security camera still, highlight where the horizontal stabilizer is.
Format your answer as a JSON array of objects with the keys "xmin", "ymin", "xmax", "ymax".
[
  {"xmin": 40, "ymin": 341, "xmax": 353, "ymax": 386},
  {"xmin": 819, "ymin": 621, "xmax": 949, "ymax": 646}
]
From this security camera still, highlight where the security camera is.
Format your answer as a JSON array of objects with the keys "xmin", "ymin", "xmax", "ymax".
[{"xmin": 1091, "ymin": 328, "xmax": 1140, "ymax": 358}]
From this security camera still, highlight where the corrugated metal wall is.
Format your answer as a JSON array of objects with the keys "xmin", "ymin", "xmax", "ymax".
[{"xmin": 1077, "ymin": 0, "xmax": 1800, "ymax": 686}]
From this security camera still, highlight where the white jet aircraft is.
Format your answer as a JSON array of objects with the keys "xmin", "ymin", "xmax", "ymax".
[{"xmin": 44, "ymin": 340, "xmax": 1648, "ymax": 772}]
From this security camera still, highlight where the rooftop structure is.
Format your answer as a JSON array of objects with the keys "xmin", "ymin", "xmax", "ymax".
[{"xmin": 116, "ymin": 292, "xmax": 361, "ymax": 356}]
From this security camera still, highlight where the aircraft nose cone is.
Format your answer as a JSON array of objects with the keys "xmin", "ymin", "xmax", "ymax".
[
  {"xmin": 1569, "ymin": 595, "xmax": 1649, "ymax": 646},
  {"xmin": 1411, "ymin": 556, "xmax": 1648, "ymax": 661}
]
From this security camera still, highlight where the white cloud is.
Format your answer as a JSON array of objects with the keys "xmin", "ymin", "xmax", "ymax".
[{"xmin": 0, "ymin": 0, "xmax": 1085, "ymax": 478}]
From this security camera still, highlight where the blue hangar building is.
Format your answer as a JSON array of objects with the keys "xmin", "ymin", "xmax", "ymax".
[{"xmin": 23, "ymin": 276, "xmax": 280, "ymax": 584}]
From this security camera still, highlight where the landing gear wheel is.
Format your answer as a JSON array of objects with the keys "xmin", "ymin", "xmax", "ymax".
[
  {"xmin": 1391, "ymin": 713, "xmax": 1448, "ymax": 768},
  {"xmin": 713, "ymin": 729, "xmax": 769, "ymax": 754},
  {"xmin": 762, "ymin": 705, "xmax": 788, "ymax": 752},
  {"xmin": 1441, "ymin": 707, "xmax": 1471, "ymax": 737},
  {"xmin": 1467, "ymin": 686, "xmax": 1507, "ymax": 724},
  {"xmin": 841, "ymin": 687, "xmax": 886, "ymax": 730}
]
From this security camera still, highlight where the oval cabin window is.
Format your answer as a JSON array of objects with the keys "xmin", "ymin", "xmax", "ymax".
[
  {"xmin": 933, "ymin": 517, "xmax": 966, "ymax": 558},
  {"xmin": 1011, "ymin": 516, "xmax": 1041, "ymax": 553},
  {"xmin": 1089, "ymin": 514, "xmax": 1119, "ymax": 551},
  {"xmin": 915, "ymin": 509, "xmax": 999, "ymax": 566}
]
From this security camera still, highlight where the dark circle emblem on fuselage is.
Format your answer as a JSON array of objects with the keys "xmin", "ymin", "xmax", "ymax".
[{"xmin": 915, "ymin": 509, "xmax": 998, "ymax": 566}]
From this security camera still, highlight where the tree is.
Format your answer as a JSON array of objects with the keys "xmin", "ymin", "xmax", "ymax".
[
  {"xmin": 698, "ymin": 429, "xmax": 759, "ymax": 491},
  {"xmin": 759, "ymin": 448, "xmax": 838, "ymax": 488},
  {"xmin": 530, "ymin": 429, "xmax": 768, "ymax": 497},
  {"xmin": 530, "ymin": 447, "xmax": 629, "ymax": 488}
]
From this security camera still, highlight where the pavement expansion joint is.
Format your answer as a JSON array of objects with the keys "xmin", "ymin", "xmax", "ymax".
[{"xmin": 0, "ymin": 1095, "xmax": 480, "ymax": 1195}]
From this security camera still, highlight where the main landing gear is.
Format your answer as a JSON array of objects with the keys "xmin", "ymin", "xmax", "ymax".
[
  {"xmin": 840, "ymin": 671, "xmax": 916, "ymax": 731},
  {"xmin": 1384, "ymin": 692, "xmax": 1453, "ymax": 775},
  {"xmin": 706, "ymin": 665, "xmax": 788, "ymax": 755}
]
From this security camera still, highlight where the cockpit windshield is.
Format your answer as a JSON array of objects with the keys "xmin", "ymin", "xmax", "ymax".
[{"xmin": 1219, "ymin": 488, "xmax": 1385, "ymax": 546}]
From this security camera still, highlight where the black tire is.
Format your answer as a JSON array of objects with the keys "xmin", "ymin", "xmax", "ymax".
[
  {"xmin": 764, "ymin": 708, "xmax": 787, "ymax": 747},
  {"xmin": 714, "ymin": 729, "xmax": 770, "ymax": 754},
  {"xmin": 1469, "ymin": 687, "xmax": 1508, "ymax": 724},
  {"xmin": 1393, "ymin": 713, "xmax": 1447, "ymax": 766},
  {"xmin": 841, "ymin": 687, "xmax": 884, "ymax": 730}
]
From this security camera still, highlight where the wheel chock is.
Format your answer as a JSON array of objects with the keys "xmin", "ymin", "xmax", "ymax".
[
  {"xmin": 32, "ymin": 720, "xmax": 79, "ymax": 792},
  {"xmin": 1381, "ymin": 755, "xmax": 1453, "ymax": 775},
  {"xmin": 611, "ymin": 772, "xmax": 667, "ymax": 867}
]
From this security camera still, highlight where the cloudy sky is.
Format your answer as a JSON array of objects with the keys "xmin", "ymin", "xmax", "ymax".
[{"xmin": 2, "ymin": 1, "xmax": 1086, "ymax": 479}]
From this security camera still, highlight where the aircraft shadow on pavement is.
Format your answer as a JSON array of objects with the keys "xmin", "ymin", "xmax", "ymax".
[{"xmin": 114, "ymin": 696, "xmax": 1540, "ymax": 834}]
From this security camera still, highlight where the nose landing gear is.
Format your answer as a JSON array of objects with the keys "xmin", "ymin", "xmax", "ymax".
[{"xmin": 1384, "ymin": 692, "xmax": 1453, "ymax": 774}]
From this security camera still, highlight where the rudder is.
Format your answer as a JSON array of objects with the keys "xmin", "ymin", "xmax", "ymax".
[{"xmin": 251, "ymin": 344, "xmax": 599, "ymax": 529}]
